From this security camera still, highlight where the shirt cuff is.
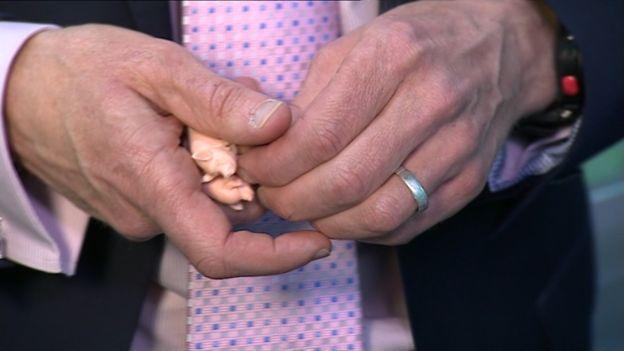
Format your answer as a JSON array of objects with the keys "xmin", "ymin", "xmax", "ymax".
[
  {"xmin": 488, "ymin": 119, "xmax": 582, "ymax": 192},
  {"xmin": 0, "ymin": 22, "xmax": 89, "ymax": 275}
]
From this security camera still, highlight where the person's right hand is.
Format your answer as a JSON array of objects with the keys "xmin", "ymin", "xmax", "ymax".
[{"xmin": 4, "ymin": 24, "xmax": 331, "ymax": 278}]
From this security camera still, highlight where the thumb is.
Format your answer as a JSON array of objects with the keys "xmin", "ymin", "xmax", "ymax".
[
  {"xmin": 130, "ymin": 44, "xmax": 291, "ymax": 145},
  {"xmin": 233, "ymin": 76, "xmax": 263, "ymax": 92}
]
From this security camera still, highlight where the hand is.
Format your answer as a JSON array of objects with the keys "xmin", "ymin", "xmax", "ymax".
[
  {"xmin": 5, "ymin": 24, "xmax": 331, "ymax": 277},
  {"xmin": 239, "ymin": 0, "xmax": 557, "ymax": 244}
]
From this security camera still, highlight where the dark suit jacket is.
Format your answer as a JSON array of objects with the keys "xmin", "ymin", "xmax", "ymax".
[{"xmin": 0, "ymin": 1, "xmax": 622, "ymax": 350}]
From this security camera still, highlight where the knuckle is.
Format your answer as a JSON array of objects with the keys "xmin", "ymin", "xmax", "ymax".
[
  {"xmin": 310, "ymin": 45, "xmax": 334, "ymax": 69},
  {"xmin": 146, "ymin": 40, "xmax": 170, "ymax": 62},
  {"xmin": 124, "ymin": 46, "xmax": 157, "ymax": 65},
  {"xmin": 440, "ymin": 81, "xmax": 464, "ymax": 113},
  {"xmin": 270, "ymin": 200, "xmax": 298, "ymax": 222},
  {"xmin": 367, "ymin": 19, "xmax": 423, "ymax": 73},
  {"xmin": 114, "ymin": 217, "xmax": 157, "ymax": 239},
  {"xmin": 121, "ymin": 43, "xmax": 179, "ymax": 95},
  {"xmin": 365, "ymin": 195, "xmax": 407, "ymax": 235},
  {"xmin": 195, "ymin": 255, "xmax": 229, "ymax": 279},
  {"xmin": 383, "ymin": 20, "xmax": 419, "ymax": 53},
  {"xmin": 124, "ymin": 47, "xmax": 165, "ymax": 80},
  {"xmin": 425, "ymin": 78, "xmax": 465, "ymax": 122},
  {"xmin": 461, "ymin": 119, "xmax": 481, "ymax": 143},
  {"xmin": 460, "ymin": 165, "xmax": 487, "ymax": 199},
  {"xmin": 205, "ymin": 79, "xmax": 245, "ymax": 122},
  {"xmin": 259, "ymin": 189, "xmax": 299, "ymax": 221},
  {"xmin": 375, "ymin": 217, "xmax": 425, "ymax": 246},
  {"xmin": 446, "ymin": 136, "xmax": 473, "ymax": 167},
  {"xmin": 153, "ymin": 38, "xmax": 181, "ymax": 58},
  {"xmin": 478, "ymin": 83, "xmax": 505, "ymax": 119},
  {"xmin": 341, "ymin": 47, "xmax": 372, "ymax": 76},
  {"xmin": 308, "ymin": 118, "xmax": 347, "ymax": 161},
  {"xmin": 327, "ymin": 166, "xmax": 369, "ymax": 205},
  {"xmin": 454, "ymin": 120, "xmax": 482, "ymax": 153},
  {"xmin": 150, "ymin": 39, "xmax": 192, "ymax": 76}
]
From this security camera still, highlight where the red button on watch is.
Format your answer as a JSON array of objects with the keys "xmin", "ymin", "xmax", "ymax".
[{"xmin": 561, "ymin": 75, "xmax": 580, "ymax": 96}]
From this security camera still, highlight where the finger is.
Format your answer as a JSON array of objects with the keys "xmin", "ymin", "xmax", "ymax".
[
  {"xmin": 307, "ymin": 123, "xmax": 483, "ymax": 240},
  {"xmin": 292, "ymin": 30, "xmax": 363, "ymax": 109},
  {"xmin": 238, "ymin": 33, "xmax": 406, "ymax": 187},
  {"xmin": 214, "ymin": 230, "xmax": 332, "ymax": 277},
  {"xmin": 138, "ymin": 146, "xmax": 331, "ymax": 278},
  {"xmin": 234, "ymin": 76, "xmax": 262, "ymax": 92},
  {"xmin": 258, "ymin": 103, "xmax": 474, "ymax": 222},
  {"xmin": 361, "ymin": 163, "xmax": 488, "ymax": 246},
  {"xmin": 128, "ymin": 44, "xmax": 291, "ymax": 145},
  {"xmin": 368, "ymin": 135, "xmax": 503, "ymax": 246},
  {"xmin": 211, "ymin": 192, "xmax": 265, "ymax": 226},
  {"xmin": 310, "ymin": 167, "xmax": 425, "ymax": 242}
]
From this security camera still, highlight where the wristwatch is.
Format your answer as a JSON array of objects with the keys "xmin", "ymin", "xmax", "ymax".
[{"xmin": 515, "ymin": 23, "xmax": 584, "ymax": 138}]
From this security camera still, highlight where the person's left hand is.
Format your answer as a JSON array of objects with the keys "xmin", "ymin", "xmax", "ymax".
[{"xmin": 238, "ymin": 0, "xmax": 558, "ymax": 245}]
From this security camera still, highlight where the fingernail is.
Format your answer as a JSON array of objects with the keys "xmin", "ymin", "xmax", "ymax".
[
  {"xmin": 249, "ymin": 99, "xmax": 283, "ymax": 128},
  {"xmin": 313, "ymin": 248, "xmax": 331, "ymax": 260}
]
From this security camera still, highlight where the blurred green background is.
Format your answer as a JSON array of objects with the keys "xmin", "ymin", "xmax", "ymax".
[
  {"xmin": 582, "ymin": 140, "xmax": 624, "ymax": 351},
  {"xmin": 584, "ymin": 141, "xmax": 624, "ymax": 188}
]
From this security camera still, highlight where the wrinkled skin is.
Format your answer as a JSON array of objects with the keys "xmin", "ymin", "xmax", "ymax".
[
  {"xmin": 239, "ymin": 0, "xmax": 558, "ymax": 245},
  {"xmin": 5, "ymin": 24, "xmax": 331, "ymax": 278}
]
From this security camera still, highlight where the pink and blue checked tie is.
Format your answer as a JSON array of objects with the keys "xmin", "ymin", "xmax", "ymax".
[{"xmin": 182, "ymin": 2, "xmax": 364, "ymax": 350}]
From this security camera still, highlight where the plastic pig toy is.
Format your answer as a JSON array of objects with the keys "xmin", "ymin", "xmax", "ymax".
[{"xmin": 188, "ymin": 128, "xmax": 254, "ymax": 210}]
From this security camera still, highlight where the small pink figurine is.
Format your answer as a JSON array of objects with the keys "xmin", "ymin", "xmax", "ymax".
[{"xmin": 188, "ymin": 128, "xmax": 254, "ymax": 210}]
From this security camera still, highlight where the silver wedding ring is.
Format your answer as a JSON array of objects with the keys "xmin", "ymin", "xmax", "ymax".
[{"xmin": 394, "ymin": 166, "xmax": 429, "ymax": 213}]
